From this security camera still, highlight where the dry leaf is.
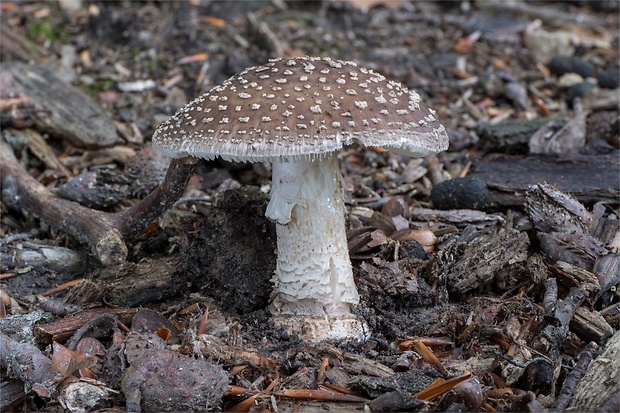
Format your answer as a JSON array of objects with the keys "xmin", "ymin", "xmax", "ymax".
[
  {"xmin": 453, "ymin": 30, "xmax": 481, "ymax": 53},
  {"xmin": 413, "ymin": 340, "xmax": 448, "ymax": 376},
  {"xmin": 178, "ymin": 53, "xmax": 209, "ymax": 65},
  {"xmin": 51, "ymin": 342, "xmax": 97, "ymax": 378},
  {"xmin": 414, "ymin": 373, "xmax": 473, "ymax": 401},
  {"xmin": 200, "ymin": 16, "xmax": 226, "ymax": 27}
]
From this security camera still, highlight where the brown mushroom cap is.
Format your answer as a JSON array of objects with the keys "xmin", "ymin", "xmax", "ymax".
[{"xmin": 152, "ymin": 56, "xmax": 448, "ymax": 162}]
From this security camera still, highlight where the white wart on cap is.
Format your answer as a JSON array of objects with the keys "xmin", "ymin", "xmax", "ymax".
[
  {"xmin": 152, "ymin": 57, "xmax": 449, "ymax": 342},
  {"xmin": 152, "ymin": 56, "xmax": 448, "ymax": 162}
]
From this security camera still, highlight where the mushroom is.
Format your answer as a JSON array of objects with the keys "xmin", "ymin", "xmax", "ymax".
[{"xmin": 152, "ymin": 57, "xmax": 448, "ymax": 342}]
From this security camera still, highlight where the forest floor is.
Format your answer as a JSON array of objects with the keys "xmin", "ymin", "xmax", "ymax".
[{"xmin": 1, "ymin": 1, "xmax": 619, "ymax": 412}]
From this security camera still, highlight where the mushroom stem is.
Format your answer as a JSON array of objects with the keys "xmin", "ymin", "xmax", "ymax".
[{"xmin": 267, "ymin": 153, "xmax": 367, "ymax": 342}]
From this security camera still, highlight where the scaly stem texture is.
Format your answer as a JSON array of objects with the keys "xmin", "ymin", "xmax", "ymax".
[{"xmin": 269, "ymin": 153, "xmax": 359, "ymax": 318}]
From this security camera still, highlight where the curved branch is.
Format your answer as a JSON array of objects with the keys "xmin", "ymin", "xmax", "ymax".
[{"xmin": 0, "ymin": 138, "xmax": 198, "ymax": 266}]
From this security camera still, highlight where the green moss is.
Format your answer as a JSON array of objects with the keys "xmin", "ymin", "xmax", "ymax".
[
  {"xmin": 95, "ymin": 78, "xmax": 116, "ymax": 91},
  {"xmin": 148, "ymin": 53, "xmax": 164, "ymax": 72},
  {"xmin": 28, "ymin": 158, "xmax": 44, "ymax": 169},
  {"xmin": 27, "ymin": 18, "xmax": 69, "ymax": 44},
  {"xmin": 130, "ymin": 46, "xmax": 142, "ymax": 57},
  {"xmin": 75, "ymin": 78, "xmax": 116, "ymax": 98},
  {"xmin": 275, "ymin": 12, "xmax": 314, "ymax": 25},
  {"xmin": 109, "ymin": 297, "xmax": 127, "ymax": 307}
]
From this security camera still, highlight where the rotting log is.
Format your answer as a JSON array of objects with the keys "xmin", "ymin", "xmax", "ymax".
[
  {"xmin": 0, "ymin": 380, "xmax": 28, "ymax": 411},
  {"xmin": 2, "ymin": 62, "xmax": 119, "ymax": 148},
  {"xmin": 1, "ymin": 138, "xmax": 199, "ymax": 266},
  {"xmin": 477, "ymin": 117, "xmax": 554, "ymax": 153},
  {"xmin": 93, "ymin": 257, "xmax": 186, "ymax": 307},
  {"xmin": 470, "ymin": 153, "xmax": 620, "ymax": 207}
]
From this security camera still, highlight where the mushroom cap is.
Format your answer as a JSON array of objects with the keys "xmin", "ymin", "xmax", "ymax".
[{"xmin": 152, "ymin": 56, "xmax": 448, "ymax": 162}]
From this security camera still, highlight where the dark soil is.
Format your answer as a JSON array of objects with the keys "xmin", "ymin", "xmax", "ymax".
[{"xmin": 184, "ymin": 187, "xmax": 276, "ymax": 315}]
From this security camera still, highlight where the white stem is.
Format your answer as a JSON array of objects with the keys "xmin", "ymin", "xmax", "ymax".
[
  {"xmin": 265, "ymin": 160, "xmax": 306, "ymax": 226},
  {"xmin": 266, "ymin": 153, "xmax": 367, "ymax": 341}
]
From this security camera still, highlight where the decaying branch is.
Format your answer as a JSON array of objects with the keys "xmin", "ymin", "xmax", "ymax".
[
  {"xmin": 113, "ymin": 155, "xmax": 199, "ymax": 238},
  {"xmin": 0, "ymin": 138, "xmax": 198, "ymax": 266},
  {"xmin": 554, "ymin": 341, "xmax": 599, "ymax": 411},
  {"xmin": 0, "ymin": 331, "xmax": 58, "ymax": 397},
  {"xmin": 531, "ymin": 285, "xmax": 589, "ymax": 364},
  {"xmin": 0, "ymin": 243, "xmax": 89, "ymax": 273}
]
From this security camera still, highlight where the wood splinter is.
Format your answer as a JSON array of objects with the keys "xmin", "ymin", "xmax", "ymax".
[{"xmin": 0, "ymin": 138, "xmax": 198, "ymax": 266}]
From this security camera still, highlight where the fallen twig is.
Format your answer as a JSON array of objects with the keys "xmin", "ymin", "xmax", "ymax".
[
  {"xmin": 1, "ymin": 138, "xmax": 198, "ymax": 266},
  {"xmin": 554, "ymin": 341, "xmax": 599, "ymax": 411},
  {"xmin": 273, "ymin": 388, "xmax": 369, "ymax": 403},
  {"xmin": 1, "ymin": 139, "xmax": 126, "ymax": 266}
]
